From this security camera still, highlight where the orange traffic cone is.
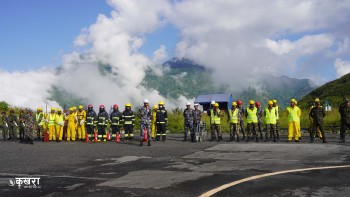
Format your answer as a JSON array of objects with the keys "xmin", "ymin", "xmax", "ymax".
[
  {"xmin": 94, "ymin": 131, "xmax": 98, "ymax": 142},
  {"xmin": 143, "ymin": 128, "xmax": 148, "ymax": 142},
  {"xmin": 116, "ymin": 133, "xmax": 120, "ymax": 143},
  {"xmin": 85, "ymin": 134, "xmax": 89, "ymax": 142},
  {"xmin": 107, "ymin": 132, "xmax": 111, "ymax": 141}
]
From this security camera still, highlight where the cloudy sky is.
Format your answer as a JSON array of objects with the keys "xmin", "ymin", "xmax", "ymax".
[{"xmin": 1, "ymin": 0, "xmax": 350, "ymax": 109}]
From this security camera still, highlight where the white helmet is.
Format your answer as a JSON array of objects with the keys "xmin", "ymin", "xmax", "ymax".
[
  {"xmin": 143, "ymin": 99, "xmax": 149, "ymax": 103},
  {"xmin": 186, "ymin": 102, "xmax": 191, "ymax": 106},
  {"xmin": 194, "ymin": 103, "xmax": 199, "ymax": 106},
  {"xmin": 211, "ymin": 100, "xmax": 215, "ymax": 105}
]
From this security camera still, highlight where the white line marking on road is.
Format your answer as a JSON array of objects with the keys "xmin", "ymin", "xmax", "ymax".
[{"xmin": 199, "ymin": 164, "xmax": 350, "ymax": 197}]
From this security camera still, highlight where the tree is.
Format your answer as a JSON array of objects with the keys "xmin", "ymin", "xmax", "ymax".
[{"xmin": 0, "ymin": 101, "xmax": 9, "ymax": 111}]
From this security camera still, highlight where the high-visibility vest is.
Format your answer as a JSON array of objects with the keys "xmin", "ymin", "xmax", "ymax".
[
  {"xmin": 55, "ymin": 114, "xmax": 64, "ymax": 126},
  {"xmin": 48, "ymin": 113, "xmax": 56, "ymax": 126},
  {"xmin": 274, "ymin": 106, "xmax": 279, "ymax": 120},
  {"xmin": 229, "ymin": 108, "xmax": 239, "ymax": 123},
  {"xmin": 210, "ymin": 109, "xmax": 221, "ymax": 125},
  {"xmin": 36, "ymin": 113, "xmax": 45, "ymax": 126},
  {"xmin": 265, "ymin": 107, "xmax": 277, "ymax": 124},
  {"xmin": 246, "ymin": 107, "xmax": 258, "ymax": 123},
  {"xmin": 287, "ymin": 106, "xmax": 301, "ymax": 122}
]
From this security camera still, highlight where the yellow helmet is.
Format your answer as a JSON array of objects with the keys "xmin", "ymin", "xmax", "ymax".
[
  {"xmin": 214, "ymin": 102, "xmax": 219, "ymax": 107},
  {"xmin": 273, "ymin": 99, "xmax": 277, "ymax": 103},
  {"xmin": 249, "ymin": 100, "xmax": 255, "ymax": 105},
  {"xmin": 314, "ymin": 98, "xmax": 320, "ymax": 102},
  {"xmin": 57, "ymin": 108, "xmax": 62, "ymax": 112},
  {"xmin": 69, "ymin": 107, "xmax": 73, "ymax": 111},
  {"xmin": 268, "ymin": 100, "xmax": 273, "ymax": 105},
  {"xmin": 37, "ymin": 107, "xmax": 42, "ymax": 111},
  {"xmin": 125, "ymin": 103, "xmax": 131, "ymax": 107},
  {"xmin": 51, "ymin": 108, "xmax": 55, "ymax": 111},
  {"xmin": 78, "ymin": 105, "xmax": 83, "ymax": 109},
  {"xmin": 73, "ymin": 106, "xmax": 77, "ymax": 110},
  {"xmin": 290, "ymin": 98, "xmax": 296, "ymax": 103},
  {"xmin": 153, "ymin": 105, "xmax": 158, "ymax": 109},
  {"xmin": 232, "ymin": 102, "xmax": 237, "ymax": 106},
  {"xmin": 158, "ymin": 101, "xmax": 164, "ymax": 105}
]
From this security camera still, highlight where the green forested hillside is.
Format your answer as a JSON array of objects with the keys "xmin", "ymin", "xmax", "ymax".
[{"xmin": 298, "ymin": 73, "xmax": 350, "ymax": 109}]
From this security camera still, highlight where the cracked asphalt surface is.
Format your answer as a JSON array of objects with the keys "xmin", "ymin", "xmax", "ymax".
[{"xmin": 0, "ymin": 133, "xmax": 349, "ymax": 197}]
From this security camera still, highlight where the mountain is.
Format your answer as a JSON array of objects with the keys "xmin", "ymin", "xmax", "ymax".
[
  {"xmin": 298, "ymin": 73, "xmax": 350, "ymax": 109},
  {"xmin": 49, "ymin": 57, "xmax": 316, "ymax": 108},
  {"xmin": 235, "ymin": 74, "xmax": 316, "ymax": 107},
  {"xmin": 141, "ymin": 58, "xmax": 228, "ymax": 99},
  {"xmin": 142, "ymin": 58, "xmax": 316, "ymax": 107}
]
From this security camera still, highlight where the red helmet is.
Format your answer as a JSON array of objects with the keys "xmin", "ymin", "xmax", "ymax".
[
  {"xmin": 113, "ymin": 104, "xmax": 118, "ymax": 109},
  {"xmin": 237, "ymin": 100, "xmax": 242, "ymax": 105},
  {"xmin": 255, "ymin": 102, "xmax": 261, "ymax": 107},
  {"xmin": 100, "ymin": 105, "xmax": 105, "ymax": 109},
  {"xmin": 88, "ymin": 104, "xmax": 93, "ymax": 108}
]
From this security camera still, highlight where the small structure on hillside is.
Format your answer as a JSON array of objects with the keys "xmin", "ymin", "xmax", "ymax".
[
  {"xmin": 325, "ymin": 99, "xmax": 332, "ymax": 111},
  {"xmin": 194, "ymin": 94, "xmax": 233, "ymax": 112}
]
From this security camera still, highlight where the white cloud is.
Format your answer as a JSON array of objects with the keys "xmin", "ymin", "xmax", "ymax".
[
  {"xmin": 334, "ymin": 58, "xmax": 350, "ymax": 77},
  {"xmin": 266, "ymin": 34, "xmax": 334, "ymax": 55},
  {"xmin": 3, "ymin": 0, "xmax": 350, "ymax": 109},
  {"xmin": 0, "ymin": 69, "xmax": 59, "ymax": 109}
]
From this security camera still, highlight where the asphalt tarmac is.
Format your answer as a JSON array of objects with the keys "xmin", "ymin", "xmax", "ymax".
[{"xmin": 0, "ymin": 133, "xmax": 349, "ymax": 197}]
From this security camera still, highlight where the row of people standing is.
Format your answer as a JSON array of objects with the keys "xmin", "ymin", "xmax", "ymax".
[
  {"xmin": 206, "ymin": 99, "xmax": 282, "ymax": 142},
  {"xmin": 207, "ymin": 98, "xmax": 329, "ymax": 143}
]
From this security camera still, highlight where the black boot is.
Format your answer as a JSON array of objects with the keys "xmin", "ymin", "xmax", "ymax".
[
  {"xmin": 148, "ymin": 140, "xmax": 151, "ymax": 146},
  {"xmin": 322, "ymin": 137, "xmax": 327, "ymax": 143},
  {"xmin": 140, "ymin": 141, "xmax": 143, "ymax": 146}
]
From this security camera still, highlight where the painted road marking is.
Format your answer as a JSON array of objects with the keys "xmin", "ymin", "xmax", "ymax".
[{"xmin": 199, "ymin": 165, "xmax": 350, "ymax": 197}]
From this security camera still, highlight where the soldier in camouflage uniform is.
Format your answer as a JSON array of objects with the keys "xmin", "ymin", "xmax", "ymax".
[
  {"xmin": 339, "ymin": 98, "xmax": 350, "ymax": 143},
  {"xmin": 256, "ymin": 102, "xmax": 264, "ymax": 140},
  {"xmin": 309, "ymin": 98, "xmax": 326, "ymax": 143},
  {"xmin": 139, "ymin": 99, "xmax": 152, "ymax": 146},
  {"xmin": 183, "ymin": 102, "xmax": 194, "ymax": 141},
  {"xmin": 1, "ymin": 112, "xmax": 9, "ymax": 141},
  {"xmin": 237, "ymin": 100, "xmax": 245, "ymax": 140},
  {"xmin": 19, "ymin": 110, "xmax": 26, "ymax": 142},
  {"xmin": 192, "ymin": 103, "xmax": 202, "ymax": 142},
  {"xmin": 8, "ymin": 110, "xmax": 18, "ymax": 141},
  {"xmin": 24, "ymin": 109, "xmax": 36, "ymax": 144}
]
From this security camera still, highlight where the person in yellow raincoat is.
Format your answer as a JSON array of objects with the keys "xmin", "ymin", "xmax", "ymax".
[
  {"xmin": 151, "ymin": 105, "xmax": 158, "ymax": 139},
  {"xmin": 76, "ymin": 105, "xmax": 86, "ymax": 141},
  {"xmin": 65, "ymin": 108, "xmax": 77, "ymax": 141},
  {"xmin": 55, "ymin": 108, "xmax": 65, "ymax": 141},
  {"xmin": 285, "ymin": 99, "xmax": 301, "ymax": 142}
]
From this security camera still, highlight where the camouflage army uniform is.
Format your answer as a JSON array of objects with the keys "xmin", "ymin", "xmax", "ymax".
[
  {"xmin": 1, "ymin": 114, "xmax": 9, "ymax": 141},
  {"xmin": 237, "ymin": 106, "xmax": 245, "ymax": 139},
  {"xmin": 309, "ymin": 105, "xmax": 326, "ymax": 143},
  {"xmin": 192, "ymin": 109, "xmax": 202, "ymax": 141},
  {"xmin": 24, "ymin": 112, "xmax": 36, "ymax": 143},
  {"xmin": 257, "ymin": 107, "xmax": 263, "ymax": 140},
  {"xmin": 183, "ymin": 108, "xmax": 194, "ymax": 141},
  {"xmin": 339, "ymin": 100, "xmax": 350, "ymax": 142},
  {"xmin": 138, "ymin": 106, "xmax": 151, "ymax": 143},
  {"xmin": 8, "ymin": 113, "xmax": 18, "ymax": 140},
  {"xmin": 19, "ymin": 111, "xmax": 26, "ymax": 141}
]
